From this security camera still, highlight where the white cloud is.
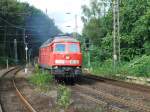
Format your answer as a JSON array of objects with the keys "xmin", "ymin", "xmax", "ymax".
[{"xmin": 20, "ymin": 0, "xmax": 89, "ymax": 33}]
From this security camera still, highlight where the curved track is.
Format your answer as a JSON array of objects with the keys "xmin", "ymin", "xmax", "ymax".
[{"xmin": 0, "ymin": 67, "xmax": 37, "ymax": 112}]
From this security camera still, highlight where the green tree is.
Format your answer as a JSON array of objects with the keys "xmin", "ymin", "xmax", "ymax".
[
  {"xmin": 0, "ymin": 0, "xmax": 61, "ymax": 65},
  {"xmin": 82, "ymin": 0, "xmax": 150, "ymax": 62}
]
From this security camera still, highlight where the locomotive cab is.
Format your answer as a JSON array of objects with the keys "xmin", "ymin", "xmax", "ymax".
[
  {"xmin": 39, "ymin": 36, "xmax": 82, "ymax": 80},
  {"xmin": 51, "ymin": 40, "xmax": 82, "ymax": 78}
]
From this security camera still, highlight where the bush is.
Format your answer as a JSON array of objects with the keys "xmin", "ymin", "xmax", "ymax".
[
  {"xmin": 29, "ymin": 70, "xmax": 53, "ymax": 87},
  {"xmin": 90, "ymin": 59, "xmax": 114, "ymax": 77},
  {"xmin": 119, "ymin": 55, "xmax": 150, "ymax": 77},
  {"xmin": 89, "ymin": 55, "xmax": 150, "ymax": 78},
  {"xmin": 57, "ymin": 85, "xmax": 71, "ymax": 109},
  {"xmin": 34, "ymin": 64, "xmax": 40, "ymax": 73}
]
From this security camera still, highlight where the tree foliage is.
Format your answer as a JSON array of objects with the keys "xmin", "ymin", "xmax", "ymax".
[
  {"xmin": 82, "ymin": 0, "xmax": 150, "ymax": 61},
  {"xmin": 0, "ymin": 0, "xmax": 61, "ymax": 64}
]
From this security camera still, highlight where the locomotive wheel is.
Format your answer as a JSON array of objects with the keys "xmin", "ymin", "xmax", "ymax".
[
  {"xmin": 70, "ymin": 77, "xmax": 75, "ymax": 85},
  {"xmin": 63, "ymin": 77, "xmax": 75, "ymax": 85},
  {"xmin": 77, "ymin": 75, "xmax": 82, "ymax": 82}
]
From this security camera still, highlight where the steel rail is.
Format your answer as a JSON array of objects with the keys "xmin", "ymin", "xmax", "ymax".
[
  {"xmin": 0, "ymin": 106, "xmax": 2, "ymax": 112},
  {"xmin": 0, "ymin": 67, "xmax": 17, "ymax": 78},
  {"xmin": 0, "ymin": 67, "xmax": 37, "ymax": 112},
  {"xmin": 0, "ymin": 67, "xmax": 19, "ymax": 112},
  {"xmin": 84, "ymin": 74, "xmax": 150, "ymax": 93},
  {"xmin": 13, "ymin": 80, "xmax": 37, "ymax": 112},
  {"xmin": 12, "ymin": 67, "xmax": 37, "ymax": 112},
  {"xmin": 75, "ymin": 84, "xmax": 150, "ymax": 112},
  {"xmin": 78, "ymin": 92, "xmax": 127, "ymax": 112}
]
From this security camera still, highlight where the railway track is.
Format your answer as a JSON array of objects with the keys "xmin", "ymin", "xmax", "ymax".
[
  {"xmin": 74, "ymin": 84, "xmax": 150, "ymax": 112},
  {"xmin": 0, "ymin": 67, "xmax": 37, "ymax": 112},
  {"xmin": 72, "ymin": 74, "xmax": 150, "ymax": 112},
  {"xmin": 77, "ymin": 92, "xmax": 128, "ymax": 112},
  {"xmin": 0, "ymin": 67, "xmax": 18, "ymax": 78},
  {"xmin": 1, "ymin": 68, "xmax": 149, "ymax": 112},
  {"xmin": 84, "ymin": 74, "xmax": 150, "ymax": 93}
]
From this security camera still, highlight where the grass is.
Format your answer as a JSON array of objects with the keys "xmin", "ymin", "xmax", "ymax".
[
  {"xmin": 88, "ymin": 55, "xmax": 150, "ymax": 78},
  {"xmin": 28, "ymin": 67, "xmax": 53, "ymax": 91},
  {"xmin": 57, "ymin": 85, "xmax": 71, "ymax": 109},
  {"xmin": 30, "ymin": 64, "xmax": 72, "ymax": 110},
  {"xmin": 119, "ymin": 55, "xmax": 150, "ymax": 77},
  {"xmin": 92, "ymin": 59, "xmax": 113, "ymax": 76}
]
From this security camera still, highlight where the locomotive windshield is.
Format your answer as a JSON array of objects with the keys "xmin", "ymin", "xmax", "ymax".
[
  {"xmin": 69, "ymin": 43, "xmax": 80, "ymax": 52},
  {"xmin": 55, "ymin": 44, "xmax": 65, "ymax": 52},
  {"xmin": 54, "ymin": 43, "xmax": 80, "ymax": 52}
]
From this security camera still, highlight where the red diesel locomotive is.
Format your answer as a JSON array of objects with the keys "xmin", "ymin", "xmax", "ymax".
[{"xmin": 39, "ymin": 36, "xmax": 82, "ymax": 79}]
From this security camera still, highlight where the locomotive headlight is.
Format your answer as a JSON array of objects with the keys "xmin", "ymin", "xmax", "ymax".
[
  {"xmin": 54, "ymin": 66, "xmax": 58, "ymax": 69},
  {"xmin": 70, "ymin": 60, "xmax": 79, "ymax": 64},
  {"xmin": 66, "ymin": 54, "xmax": 70, "ymax": 60},
  {"xmin": 55, "ymin": 60, "xmax": 65, "ymax": 64}
]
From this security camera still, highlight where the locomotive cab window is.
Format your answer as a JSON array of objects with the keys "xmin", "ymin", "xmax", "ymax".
[
  {"xmin": 54, "ymin": 44, "xmax": 65, "ymax": 52},
  {"xmin": 69, "ymin": 43, "xmax": 80, "ymax": 52}
]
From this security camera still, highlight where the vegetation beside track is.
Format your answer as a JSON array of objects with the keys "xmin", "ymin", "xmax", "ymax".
[
  {"xmin": 57, "ymin": 85, "xmax": 71, "ymax": 109},
  {"xmin": 81, "ymin": 0, "xmax": 150, "ymax": 79},
  {"xmin": 119, "ymin": 55, "xmax": 150, "ymax": 77},
  {"xmin": 29, "ymin": 65, "xmax": 72, "ymax": 110},
  {"xmin": 29, "ymin": 71, "xmax": 53, "ymax": 86},
  {"xmin": 84, "ymin": 55, "xmax": 150, "ymax": 78},
  {"xmin": 28, "ymin": 65, "xmax": 53, "ymax": 90}
]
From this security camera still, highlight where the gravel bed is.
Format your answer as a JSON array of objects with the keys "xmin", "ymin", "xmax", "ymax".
[{"xmin": 79, "ymin": 78, "xmax": 150, "ymax": 110}]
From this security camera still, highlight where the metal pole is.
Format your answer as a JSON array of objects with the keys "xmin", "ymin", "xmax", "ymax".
[
  {"xmin": 23, "ymin": 29, "xmax": 26, "ymax": 44},
  {"xmin": 87, "ymin": 50, "xmax": 91, "ymax": 69},
  {"xmin": 14, "ymin": 39, "xmax": 18, "ymax": 64},
  {"xmin": 25, "ymin": 44, "xmax": 28, "ymax": 73},
  {"xmin": 4, "ymin": 25, "xmax": 8, "ymax": 69},
  {"xmin": 75, "ymin": 14, "xmax": 78, "ymax": 38},
  {"xmin": 4, "ymin": 26, "xmax": 6, "ymax": 58},
  {"xmin": 23, "ymin": 29, "xmax": 28, "ymax": 73},
  {"xmin": 45, "ymin": 8, "xmax": 47, "ymax": 15},
  {"xmin": 103, "ymin": 0, "xmax": 106, "ymax": 17},
  {"xmin": 28, "ymin": 49, "xmax": 32, "ymax": 65},
  {"xmin": 4, "ymin": 0, "xmax": 9, "ymax": 68},
  {"xmin": 117, "ymin": 0, "xmax": 120, "ymax": 62},
  {"xmin": 29, "ymin": 53, "xmax": 31, "ymax": 65},
  {"xmin": 6, "ymin": 59, "xmax": 8, "ymax": 69},
  {"xmin": 113, "ymin": 0, "xmax": 117, "ymax": 73},
  {"xmin": 23, "ymin": 29, "xmax": 28, "ymax": 62},
  {"xmin": 25, "ymin": 44, "xmax": 28, "ymax": 62}
]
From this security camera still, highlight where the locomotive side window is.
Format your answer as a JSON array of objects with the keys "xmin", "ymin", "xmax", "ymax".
[
  {"xmin": 69, "ymin": 43, "xmax": 80, "ymax": 52},
  {"xmin": 55, "ymin": 44, "xmax": 65, "ymax": 52}
]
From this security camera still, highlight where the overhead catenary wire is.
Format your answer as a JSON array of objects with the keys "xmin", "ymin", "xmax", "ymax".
[
  {"xmin": 0, "ymin": 41, "xmax": 43, "ymax": 43},
  {"xmin": 0, "ymin": 16, "xmax": 43, "ymax": 32},
  {"xmin": 0, "ymin": 11, "xmax": 44, "ymax": 15}
]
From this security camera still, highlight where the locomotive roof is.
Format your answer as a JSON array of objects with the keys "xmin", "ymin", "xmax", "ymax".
[{"xmin": 40, "ymin": 36, "xmax": 79, "ymax": 48}]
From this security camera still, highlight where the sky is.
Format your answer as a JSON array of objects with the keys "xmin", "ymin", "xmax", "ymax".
[{"xmin": 20, "ymin": 0, "xmax": 90, "ymax": 34}]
